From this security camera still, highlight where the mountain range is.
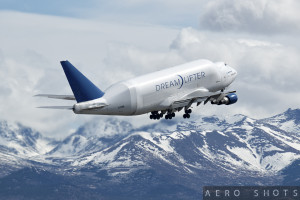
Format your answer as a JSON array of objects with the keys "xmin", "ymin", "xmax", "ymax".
[{"xmin": 0, "ymin": 109, "xmax": 299, "ymax": 200}]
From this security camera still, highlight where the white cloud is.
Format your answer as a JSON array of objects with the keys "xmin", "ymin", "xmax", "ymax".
[
  {"xmin": 168, "ymin": 28, "xmax": 300, "ymax": 117},
  {"xmin": 0, "ymin": 11, "xmax": 178, "ymax": 138},
  {"xmin": 95, "ymin": 26, "xmax": 300, "ymax": 119},
  {"xmin": 199, "ymin": 0, "xmax": 300, "ymax": 34},
  {"xmin": 1, "ymin": 0, "xmax": 300, "ymax": 139}
]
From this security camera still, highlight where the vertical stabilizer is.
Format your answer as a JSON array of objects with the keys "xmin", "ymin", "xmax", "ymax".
[{"xmin": 60, "ymin": 61, "xmax": 104, "ymax": 103}]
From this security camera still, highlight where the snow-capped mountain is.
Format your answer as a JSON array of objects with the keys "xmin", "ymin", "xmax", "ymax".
[
  {"xmin": 0, "ymin": 121, "xmax": 55, "ymax": 156},
  {"xmin": 260, "ymin": 108, "xmax": 300, "ymax": 134},
  {"xmin": 0, "ymin": 109, "xmax": 299, "ymax": 199},
  {"xmin": 0, "ymin": 121, "xmax": 56, "ymax": 176},
  {"xmin": 69, "ymin": 112, "xmax": 300, "ymax": 175},
  {"xmin": 48, "ymin": 118, "xmax": 133, "ymax": 156}
]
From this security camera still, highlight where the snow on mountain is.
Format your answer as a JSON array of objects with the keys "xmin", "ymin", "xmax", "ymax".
[
  {"xmin": 0, "ymin": 108, "xmax": 299, "ymax": 181},
  {"xmin": 224, "ymin": 121, "xmax": 300, "ymax": 171},
  {"xmin": 0, "ymin": 109, "xmax": 299, "ymax": 199},
  {"xmin": 68, "ymin": 110, "xmax": 300, "ymax": 177},
  {"xmin": 0, "ymin": 121, "xmax": 57, "ymax": 176},
  {"xmin": 260, "ymin": 108, "xmax": 300, "ymax": 134},
  {"xmin": 48, "ymin": 118, "xmax": 133, "ymax": 157},
  {"xmin": 137, "ymin": 114, "xmax": 246, "ymax": 134},
  {"xmin": 0, "ymin": 121, "xmax": 55, "ymax": 157}
]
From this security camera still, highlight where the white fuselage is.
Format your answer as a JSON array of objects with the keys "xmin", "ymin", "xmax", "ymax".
[{"xmin": 73, "ymin": 59, "xmax": 237, "ymax": 115}]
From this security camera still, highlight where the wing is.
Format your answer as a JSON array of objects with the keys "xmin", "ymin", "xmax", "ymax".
[
  {"xmin": 160, "ymin": 88, "xmax": 236, "ymax": 110},
  {"xmin": 35, "ymin": 94, "xmax": 76, "ymax": 100}
]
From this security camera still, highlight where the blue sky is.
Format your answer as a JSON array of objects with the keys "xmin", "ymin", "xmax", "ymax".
[
  {"xmin": 0, "ymin": 0, "xmax": 204, "ymax": 27},
  {"xmin": 1, "ymin": 0, "xmax": 300, "ymax": 138},
  {"xmin": 1, "ymin": 0, "xmax": 94, "ymax": 17}
]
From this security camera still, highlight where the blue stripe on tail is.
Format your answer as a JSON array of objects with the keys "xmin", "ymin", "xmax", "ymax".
[{"xmin": 60, "ymin": 61, "xmax": 104, "ymax": 103}]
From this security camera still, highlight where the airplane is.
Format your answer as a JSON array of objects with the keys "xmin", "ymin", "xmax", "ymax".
[{"xmin": 36, "ymin": 59, "xmax": 238, "ymax": 120}]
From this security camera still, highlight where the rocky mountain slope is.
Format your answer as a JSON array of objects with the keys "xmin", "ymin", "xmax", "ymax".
[{"xmin": 0, "ymin": 109, "xmax": 299, "ymax": 199}]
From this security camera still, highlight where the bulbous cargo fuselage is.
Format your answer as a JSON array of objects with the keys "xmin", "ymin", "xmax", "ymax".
[{"xmin": 73, "ymin": 59, "xmax": 237, "ymax": 116}]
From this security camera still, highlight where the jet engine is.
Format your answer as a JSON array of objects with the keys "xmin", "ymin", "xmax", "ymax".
[{"xmin": 211, "ymin": 93, "xmax": 238, "ymax": 105}]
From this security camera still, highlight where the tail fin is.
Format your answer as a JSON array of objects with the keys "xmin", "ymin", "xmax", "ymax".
[{"xmin": 60, "ymin": 61, "xmax": 104, "ymax": 103}]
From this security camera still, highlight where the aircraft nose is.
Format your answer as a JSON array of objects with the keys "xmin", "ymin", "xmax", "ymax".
[
  {"xmin": 230, "ymin": 67, "xmax": 237, "ymax": 80},
  {"xmin": 230, "ymin": 67, "xmax": 237, "ymax": 81}
]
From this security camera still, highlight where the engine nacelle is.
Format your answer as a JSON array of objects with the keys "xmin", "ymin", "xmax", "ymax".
[
  {"xmin": 211, "ymin": 93, "xmax": 238, "ymax": 105},
  {"xmin": 221, "ymin": 93, "xmax": 238, "ymax": 105}
]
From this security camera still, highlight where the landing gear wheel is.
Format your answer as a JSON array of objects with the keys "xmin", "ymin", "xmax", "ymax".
[
  {"xmin": 183, "ymin": 113, "xmax": 190, "ymax": 118},
  {"xmin": 185, "ymin": 109, "xmax": 192, "ymax": 114},
  {"xmin": 165, "ymin": 114, "xmax": 173, "ymax": 120},
  {"xmin": 172, "ymin": 113, "xmax": 175, "ymax": 117},
  {"xmin": 150, "ymin": 115, "xmax": 153, "ymax": 119},
  {"xmin": 151, "ymin": 111, "xmax": 158, "ymax": 115}
]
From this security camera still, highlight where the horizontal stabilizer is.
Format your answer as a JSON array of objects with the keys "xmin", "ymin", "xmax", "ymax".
[
  {"xmin": 37, "ymin": 106, "xmax": 73, "ymax": 110},
  {"xmin": 35, "ymin": 94, "xmax": 76, "ymax": 100}
]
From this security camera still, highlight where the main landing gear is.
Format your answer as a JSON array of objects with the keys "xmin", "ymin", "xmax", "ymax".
[
  {"xmin": 149, "ymin": 108, "xmax": 193, "ymax": 120},
  {"xmin": 165, "ymin": 112, "xmax": 175, "ymax": 120},
  {"xmin": 183, "ymin": 109, "xmax": 192, "ymax": 119},
  {"xmin": 149, "ymin": 111, "xmax": 163, "ymax": 120}
]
